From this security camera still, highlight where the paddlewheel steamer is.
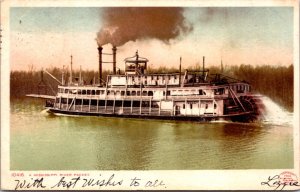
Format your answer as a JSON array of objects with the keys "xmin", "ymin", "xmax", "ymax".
[{"xmin": 35, "ymin": 46, "xmax": 263, "ymax": 122}]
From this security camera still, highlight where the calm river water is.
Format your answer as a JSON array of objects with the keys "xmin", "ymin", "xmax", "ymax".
[{"xmin": 10, "ymin": 98, "xmax": 294, "ymax": 170}]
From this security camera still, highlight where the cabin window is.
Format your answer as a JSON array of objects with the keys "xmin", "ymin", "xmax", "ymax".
[
  {"xmin": 142, "ymin": 91, "xmax": 147, "ymax": 96},
  {"xmin": 148, "ymin": 91, "xmax": 153, "ymax": 96},
  {"xmin": 96, "ymin": 90, "xmax": 100, "ymax": 95},
  {"xmin": 87, "ymin": 90, "xmax": 91, "ymax": 95},
  {"xmin": 64, "ymin": 89, "xmax": 68, "ymax": 93},
  {"xmin": 167, "ymin": 91, "xmax": 171, "ymax": 96},
  {"xmin": 75, "ymin": 99, "xmax": 82, "ymax": 105},
  {"xmin": 174, "ymin": 75, "xmax": 177, "ymax": 80},
  {"xmin": 132, "ymin": 91, "xmax": 136, "ymax": 96},
  {"xmin": 82, "ymin": 90, "xmax": 86, "ymax": 95},
  {"xmin": 214, "ymin": 103, "xmax": 217, "ymax": 109},
  {"xmin": 151, "ymin": 76, "xmax": 153, "ymax": 80},
  {"xmin": 190, "ymin": 103, "xmax": 193, "ymax": 109},
  {"xmin": 107, "ymin": 91, "xmax": 110, "ymax": 95},
  {"xmin": 61, "ymin": 98, "xmax": 67, "ymax": 104},
  {"xmin": 183, "ymin": 104, "xmax": 185, "ymax": 109},
  {"xmin": 205, "ymin": 104, "xmax": 208, "ymax": 109},
  {"xmin": 83, "ymin": 99, "xmax": 89, "ymax": 105},
  {"xmin": 92, "ymin": 90, "xmax": 96, "ymax": 95},
  {"xmin": 121, "ymin": 91, "xmax": 125, "ymax": 96},
  {"xmin": 126, "ymin": 91, "xmax": 130, "ymax": 96},
  {"xmin": 163, "ymin": 91, "xmax": 165, "ymax": 96},
  {"xmin": 137, "ymin": 91, "xmax": 140, "ymax": 96},
  {"xmin": 91, "ymin": 100, "xmax": 97, "ymax": 106}
]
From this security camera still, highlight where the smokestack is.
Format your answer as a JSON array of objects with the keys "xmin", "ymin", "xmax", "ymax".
[
  {"xmin": 112, "ymin": 46, "xmax": 117, "ymax": 75},
  {"xmin": 98, "ymin": 46, "xmax": 103, "ymax": 84}
]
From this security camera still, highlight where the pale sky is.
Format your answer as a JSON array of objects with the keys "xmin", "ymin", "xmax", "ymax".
[{"xmin": 10, "ymin": 7, "xmax": 293, "ymax": 71}]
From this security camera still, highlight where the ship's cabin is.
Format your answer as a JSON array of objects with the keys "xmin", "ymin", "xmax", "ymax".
[{"xmin": 124, "ymin": 51, "xmax": 148, "ymax": 75}]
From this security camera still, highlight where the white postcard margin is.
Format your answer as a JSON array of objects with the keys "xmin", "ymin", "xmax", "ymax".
[{"xmin": 1, "ymin": 0, "xmax": 299, "ymax": 190}]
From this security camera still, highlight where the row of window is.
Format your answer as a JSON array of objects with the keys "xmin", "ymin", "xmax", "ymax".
[
  {"xmin": 111, "ymin": 75, "xmax": 178, "ymax": 81},
  {"xmin": 182, "ymin": 103, "xmax": 217, "ymax": 109}
]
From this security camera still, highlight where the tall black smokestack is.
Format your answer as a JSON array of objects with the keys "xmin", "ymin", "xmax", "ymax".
[
  {"xmin": 112, "ymin": 46, "xmax": 117, "ymax": 75},
  {"xmin": 98, "ymin": 46, "xmax": 103, "ymax": 84}
]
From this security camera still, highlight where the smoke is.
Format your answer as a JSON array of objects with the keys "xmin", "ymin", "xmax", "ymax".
[{"xmin": 96, "ymin": 7, "xmax": 192, "ymax": 46}]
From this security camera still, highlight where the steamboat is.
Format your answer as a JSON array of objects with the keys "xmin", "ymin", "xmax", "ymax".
[{"xmin": 28, "ymin": 46, "xmax": 264, "ymax": 122}]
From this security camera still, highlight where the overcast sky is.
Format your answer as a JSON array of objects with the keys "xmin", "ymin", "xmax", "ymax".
[{"xmin": 10, "ymin": 7, "xmax": 293, "ymax": 71}]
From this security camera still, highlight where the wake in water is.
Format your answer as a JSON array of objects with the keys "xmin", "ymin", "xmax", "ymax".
[{"xmin": 260, "ymin": 96, "xmax": 293, "ymax": 126}]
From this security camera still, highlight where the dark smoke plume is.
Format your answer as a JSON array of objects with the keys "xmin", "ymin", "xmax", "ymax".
[{"xmin": 96, "ymin": 7, "xmax": 192, "ymax": 46}]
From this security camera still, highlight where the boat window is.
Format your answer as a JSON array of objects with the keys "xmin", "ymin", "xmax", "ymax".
[
  {"xmin": 142, "ymin": 91, "xmax": 147, "ymax": 96},
  {"xmin": 137, "ymin": 91, "xmax": 140, "ymax": 96},
  {"xmin": 132, "ymin": 91, "xmax": 136, "ymax": 96},
  {"xmin": 64, "ymin": 89, "xmax": 68, "ymax": 93},
  {"xmin": 167, "ymin": 91, "xmax": 171, "ymax": 96},
  {"xmin": 96, "ymin": 90, "xmax": 100, "ymax": 95},
  {"xmin": 174, "ymin": 75, "xmax": 177, "ymax": 79},
  {"xmin": 163, "ymin": 91, "xmax": 165, "ymax": 96},
  {"xmin": 82, "ymin": 90, "xmax": 86, "ymax": 95},
  {"xmin": 205, "ymin": 104, "xmax": 208, "ymax": 109},
  {"xmin": 214, "ymin": 103, "xmax": 217, "ymax": 109},
  {"xmin": 87, "ymin": 90, "xmax": 91, "ymax": 95},
  {"xmin": 92, "ymin": 90, "xmax": 96, "ymax": 95},
  {"xmin": 148, "ymin": 91, "xmax": 153, "ymax": 96},
  {"xmin": 75, "ymin": 99, "xmax": 82, "ymax": 105},
  {"xmin": 126, "ymin": 91, "xmax": 131, "ymax": 96},
  {"xmin": 183, "ymin": 104, "xmax": 185, "ymax": 109},
  {"xmin": 151, "ymin": 76, "xmax": 153, "ymax": 80},
  {"xmin": 121, "ymin": 91, "xmax": 125, "ymax": 96},
  {"xmin": 190, "ymin": 103, "xmax": 193, "ymax": 109},
  {"xmin": 107, "ymin": 91, "xmax": 110, "ymax": 95}
]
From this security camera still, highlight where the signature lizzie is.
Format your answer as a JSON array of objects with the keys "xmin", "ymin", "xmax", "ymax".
[{"xmin": 261, "ymin": 172, "xmax": 300, "ymax": 190}]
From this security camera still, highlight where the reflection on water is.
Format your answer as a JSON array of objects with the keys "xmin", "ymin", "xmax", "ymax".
[{"xmin": 10, "ymin": 98, "xmax": 293, "ymax": 170}]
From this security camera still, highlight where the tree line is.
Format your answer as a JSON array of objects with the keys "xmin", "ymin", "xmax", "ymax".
[{"xmin": 10, "ymin": 64, "xmax": 294, "ymax": 111}]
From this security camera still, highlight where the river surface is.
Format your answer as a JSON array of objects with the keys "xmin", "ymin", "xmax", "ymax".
[{"xmin": 10, "ymin": 98, "xmax": 294, "ymax": 170}]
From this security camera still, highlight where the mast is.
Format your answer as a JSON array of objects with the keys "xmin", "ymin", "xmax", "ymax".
[
  {"xmin": 70, "ymin": 55, "xmax": 73, "ymax": 84},
  {"xmin": 62, "ymin": 65, "xmax": 65, "ymax": 85},
  {"xmin": 179, "ymin": 57, "xmax": 182, "ymax": 86},
  {"xmin": 79, "ymin": 65, "xmax": 82, "ymax": 85},
  {"xmin": 202, "ymin": 56, "xmax": 205, "ymax": 78}
]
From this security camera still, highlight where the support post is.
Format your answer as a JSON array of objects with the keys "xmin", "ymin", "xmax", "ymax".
[
  {"xmin": 121, "ymin": 99, "xmax": 124, "ymax": 114},
  {"xmin": 198, "ymin": 98, "xmax": 201, "ymax": 116},
  {"xmin": 159, "ymin": 100, "xmax": 161, "ymax": 115},
  {"xmin": 185, "ymin": 98, "xmax": 187, "ymax": 116},
  {"xmin": 149, "ymin": 98, "xmax": 151, "ymax": 115},
  {"xmin": 130, "ymin": 99, "xmax": 133, "ymax": 114},
  {"xmin": 113, "ymin": 97, "xmax": 115, "ymax": 114},
  {"xmin": 139, "ymin": 98, "xmax": 142, "ymax": 115}
]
